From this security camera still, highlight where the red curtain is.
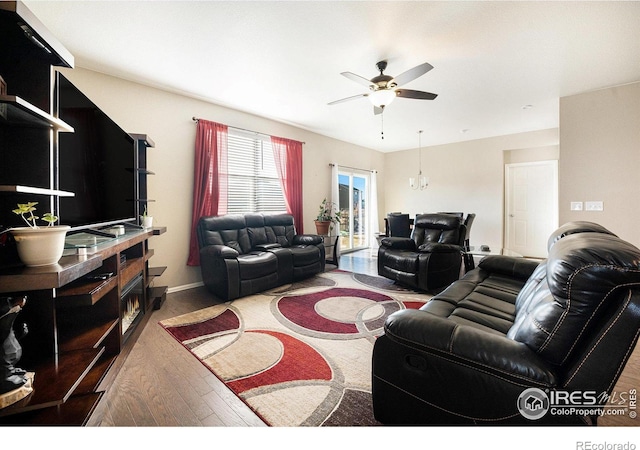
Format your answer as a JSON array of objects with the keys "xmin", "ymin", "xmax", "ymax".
[
  {"xmin": 271, "ymin": 136, "xmax": 304, "ymax": 233},
  {"xmin": 187, "ymin": 120, "xmax": 228, "ymax": 266}
]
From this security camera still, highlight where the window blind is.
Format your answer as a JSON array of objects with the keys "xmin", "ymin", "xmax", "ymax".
[{"xmin": 227, "ymin": 129, "xmax": 287, "ymax": 214}]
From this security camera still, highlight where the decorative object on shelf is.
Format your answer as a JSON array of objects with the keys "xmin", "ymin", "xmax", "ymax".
[
  {"xmin": 314, "ymin": 198, "xmax": 341, "ymax": 235},
  {"xmin": 0, "ymin": 295, "xmax": 31, "ymax": 408},
  {"xmin": 140, "ymin": 205, "xmax": 153, "ymax": 229},
  {"xmin": 409, "ymin": 130, "xmax": 429, "ymax": 190},
  {"xmin": 9, "ymin": 202, "xmax": 69, "ymax": 267}
]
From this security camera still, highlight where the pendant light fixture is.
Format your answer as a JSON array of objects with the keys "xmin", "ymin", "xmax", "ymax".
[{"xmin": 409, "ymin": 130, "xmax": 428, "ymax": 190}]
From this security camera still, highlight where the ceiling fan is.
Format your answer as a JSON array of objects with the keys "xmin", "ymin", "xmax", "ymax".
[{"xmin": 328, "ymin": 60, "xmax": 438, "ymax": 115}]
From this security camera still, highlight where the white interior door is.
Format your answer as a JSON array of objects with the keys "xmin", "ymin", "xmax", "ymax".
[{"xmin": 505, "ymin": 161, "xmax": 558, "ymax": 258}]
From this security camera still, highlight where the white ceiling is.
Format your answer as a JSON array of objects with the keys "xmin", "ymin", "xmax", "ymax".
[{"xmin": 25, "ymin": 1, "xmax": 640, "ymax": 152}]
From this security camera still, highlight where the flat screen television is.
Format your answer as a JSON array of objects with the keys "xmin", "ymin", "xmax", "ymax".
[{"xmin": 56, "ymin": 73, "xmax": 137, "ymax": 232}]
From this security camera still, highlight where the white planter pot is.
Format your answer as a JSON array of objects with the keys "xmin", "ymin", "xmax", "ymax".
[
  {"xmin": 141, "ymin": 216, "xmax": 153, "ymax": 229},
  {"xmin": 10, "ymin": 226, "xmax": 70, "ymax": 267}
]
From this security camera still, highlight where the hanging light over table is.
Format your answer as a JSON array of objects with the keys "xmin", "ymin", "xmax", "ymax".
[{"xmin": 409, "ymin": 130, "xmax": 429, "ymax": 190}]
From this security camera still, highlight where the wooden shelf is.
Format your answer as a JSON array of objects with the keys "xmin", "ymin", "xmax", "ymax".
[
  {"xmin": 148, "ymin": 266, "xmax": 166, "ymax": 279},
  {"xmin": 0, "ymin": 254, "xmax": 102, "ymax": 294},
  {"xmin": 152, "ymin": 226, "xmax": 167, "ymax": 236},
  {"xmin": 0, "ymin": 184, "xmax": 74, "ymax": 197},
  {"xmin": 58, "ymin": 317, "xmax": 119, "ymax": 353},
  {"xmin": 149, "ymin": 285, "xmax": 168, "ymax": 310},
  {"xmin": 0, "ymin": 347, "xmax": 104, "ymax": 417},
  {"xmin": 0, "ymin": 95, "xmax": 73, "ymax": 131},
  {"xmin": 121, "ymin": 256, "xmax": 144, "ymax": 286},
  {"xmin": 0, "ymin": 1, "xmax": 74, "ymax": 68},
  {"xmin": 56, "ymin": 275, "xmax": 118, "ymax": 307},
  {"xmin": 0, "ymin": 392, "xmax": 103, "ymax": 426},
  {"xmin": 73, "ymin": 355, "xmax": 118, "ymax": 396},
  {"xmin": 129, "ymin": 133, "xmax": 155, "ymax": 148}
]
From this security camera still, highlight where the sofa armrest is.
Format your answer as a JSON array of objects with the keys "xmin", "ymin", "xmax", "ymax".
[
  {"xmin": 417, "ymin": 242, "xmax": 462, "ymax": 253},
  {"xmin": 293, "ymin": 234, "xmax": 323, "ymax": 245},
  {"xmin": 200, "ymin": 244, "xmax": 239, "ymax": 260},
  {"xmin": 380, "ymin": 237, "xmax": 416, "ymax": 251},
  {"xmin": 477, "ymin": 255, "xmax": 540, "ymax": 280},
  {"xmin": 384, "ymin": 309, "xmax": 557, "ymax": 385}
]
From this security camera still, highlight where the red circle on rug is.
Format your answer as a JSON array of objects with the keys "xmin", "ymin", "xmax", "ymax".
[{"xmin": 277, "ymin": 287, "xmax": 395, "ymax": 334}]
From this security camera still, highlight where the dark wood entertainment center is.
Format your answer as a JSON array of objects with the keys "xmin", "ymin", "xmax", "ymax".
[{"xmin": 0, "ymin": 1, "xmax": 167, "ymax": 425}]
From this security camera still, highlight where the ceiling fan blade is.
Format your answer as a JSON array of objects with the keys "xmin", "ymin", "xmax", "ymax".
[
  {"xmin": 392, "ymin": 62, "xmax": 434, "ymax": 87},
  {"xmin": 341, "ymin": 71, "xmax": 374, "ymax": 88},
  {"xmin": 328, "ymin": 93, "xmax": 369, "ymax": 105},
  {"xmin": 373, "ymin": 105, "xmax": 384, "ymax": 115},
  {"xmin": 395, "ymin": 89, "xmax": 438, "ymax": 100}
]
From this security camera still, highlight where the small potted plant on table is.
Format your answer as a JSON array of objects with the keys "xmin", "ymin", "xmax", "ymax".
[
  {"xmin": 9, "ymin": 202, "xmax": 70, "ymax": 267},
  {"xmin": 314, "ymin": 198, "xmax": 341, "ymax": 235}
]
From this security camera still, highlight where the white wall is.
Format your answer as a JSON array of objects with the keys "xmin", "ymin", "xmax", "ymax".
[
  {"xmin": 58, "ymin": 67, "xmax": 386, "ymax": 290},
  {"xmin": 383, "ymin": 129, "xmax": 559, "ymax": 252},
  {"xmin": 559, "ymin": 81, "xmax": 640, "ymax": 247}
]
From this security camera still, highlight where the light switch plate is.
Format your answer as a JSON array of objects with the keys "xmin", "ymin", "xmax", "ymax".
[
  {"xmin": 585, "ymin": 201, "xmax": 604, "ymax": 211},
  {"xmin": 570, "ymin": 202, "xmax": 583, "ymax": 211}
]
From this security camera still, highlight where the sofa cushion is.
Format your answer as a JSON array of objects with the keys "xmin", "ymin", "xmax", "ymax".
[
  {"xmin": 248, "ymin": 227, "xmax": 269, "ymax": 247},
  {"xmin": 412, "ymin": 213, "xmax": 463, "ymax": 246},
  {"xmin": 198, "ymin": 214, "xmax": 252, "ymax": 254},
  {"xmin": 421, "ymin": 263, "xmax": 530, "ymax": 335},
  {"xmin": 508, "ymin": 232, "xmax": 640, "ymax": 365},
  {"xmin": 218, "ymin": 229, "xmax": 251, "ymax": 254},
  {"xmin": 264, "ymin": 214, "xmax": 296, "ymax": 247},
  {"xmin": 237, "ymin": 252, "xmax": 278, "ymax": 280}
]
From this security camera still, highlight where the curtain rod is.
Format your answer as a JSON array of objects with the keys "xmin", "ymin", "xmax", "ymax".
[
  {"xmin": 329, "ymin": 163, "xmax": 376, "ymax": 173},
  {"xmin": 192, "ymin": 116, "xmax": 305, "ymax": 144}
]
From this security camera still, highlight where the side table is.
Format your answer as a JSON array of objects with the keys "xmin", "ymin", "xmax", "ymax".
[
  {"xmin": 464, "ymin": 246, "xmax": 503, "ymax": 271},
  {"xmin": 321, "ymin": 235, "xmax": 340, "ymax": 267}
]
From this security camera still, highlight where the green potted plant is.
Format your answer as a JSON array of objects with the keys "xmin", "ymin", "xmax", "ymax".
[
  {"xmin": 140, "ymin": 205, "xmax": 153, "ymax": 229},
  {"xmin": 10, "ymin": 202, "xmax": 70, "ymax": 267},
  {"xmin": 314, "ymin": 198, "xmax": 341, "ymax": 235}
]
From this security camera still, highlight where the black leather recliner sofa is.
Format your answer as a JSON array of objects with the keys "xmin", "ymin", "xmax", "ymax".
[
  {"xmin": 378, "ymin": 213, "xmax": 466, "ymax": 292},
  {"xmin": 197, "ymin": 213, "xmax": 325, "ymax": 301},
  {"xmin": 372, "ymin": 221, "xmax": 640, "ymax": 425}
]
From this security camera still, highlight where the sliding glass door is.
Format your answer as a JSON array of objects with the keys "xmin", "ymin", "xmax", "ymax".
[{"xmin": 338, "ymin": 170, "xmax": 368, "ymax": 253}]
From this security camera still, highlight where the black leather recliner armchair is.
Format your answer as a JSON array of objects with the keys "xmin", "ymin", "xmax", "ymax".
[
  {"xmin": 377, "ymin": 213, "xmax": 466, "ymax": 292},
  {"xmin": 197, "ymin": 213, "xmax": 325, "ymax": 301},
  {"xmin": 372, "ymin": 221, "xmax": 640, "ymax": 425}
]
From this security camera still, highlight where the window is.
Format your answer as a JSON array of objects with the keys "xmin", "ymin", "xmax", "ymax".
[{"xmin": 227, "ymin": 129, "xmax": 287, "ymax": 214}]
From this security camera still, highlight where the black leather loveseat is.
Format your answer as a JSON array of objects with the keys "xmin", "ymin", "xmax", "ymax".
[
  {"xmin": 197, "ymin": 213, "xmax": 325, "ymax": 301},
  {"xmin": 372, "ymin": 221, "xmax": 640, "ymax": 425},
  {"xmin": 378, "ymin": 213, "xmax": 466, "ymax": 292}
]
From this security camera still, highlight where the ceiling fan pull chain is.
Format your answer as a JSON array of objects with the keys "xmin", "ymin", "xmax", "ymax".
[{"xmin": 381, "ymin": 112, "xmax": 384, "ymax": 140}]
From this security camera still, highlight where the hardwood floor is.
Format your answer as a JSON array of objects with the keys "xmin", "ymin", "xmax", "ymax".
[{"xmin": 88, "ymin": 249, "xmax": 640, "ymax": 428}]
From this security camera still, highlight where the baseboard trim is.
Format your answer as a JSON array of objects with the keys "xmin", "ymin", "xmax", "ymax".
[{"xmin": 167, "ymin": 281, "xmax": 204, "ymax": 294}]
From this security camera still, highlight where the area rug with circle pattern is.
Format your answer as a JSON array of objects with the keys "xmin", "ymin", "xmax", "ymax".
[{"xmin": 159, "ymin": 269, "xmax": 432, "ymax": 426}]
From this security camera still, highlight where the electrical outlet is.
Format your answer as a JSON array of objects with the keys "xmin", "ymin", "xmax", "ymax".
[
  {"xmin": 570, "ymin": 202, "xmax": 583, "ymax": 211},
  {"xmin": 585, "ymin": 201, "xmax": 604, "ymax": 211}
]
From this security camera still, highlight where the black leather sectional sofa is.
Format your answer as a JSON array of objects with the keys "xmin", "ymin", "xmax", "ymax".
[
  {"xmin": 197, "ymin": 213, "xmax": 325, "ymax": 300},
  {"xmin": 372, "ymin": 221, "xmax": 640, "ymax": 425}
]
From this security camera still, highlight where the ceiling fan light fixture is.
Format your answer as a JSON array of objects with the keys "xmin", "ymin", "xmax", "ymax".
[{"xmin": 368, "ymin": 89, "xmax": 396, "ymax": 108}]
